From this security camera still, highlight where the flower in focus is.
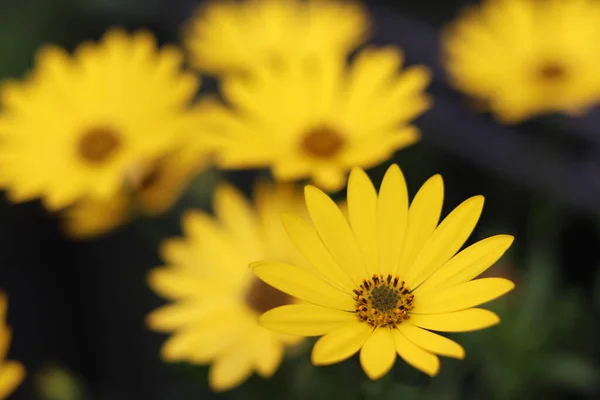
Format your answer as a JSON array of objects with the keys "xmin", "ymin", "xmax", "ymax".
[
  {"xmin": 0, "ymin": 29, "xmax": 199, "ymax": 210},
  {"xmin": 0, "ymin": 293, "xmax": 25, "ymax": 399},
  {"xmin": 146, "ymin": 182, "xmax": 310, "ymax": 391},
  {"xmin": 443, "ymin": 0, "xmax": 600, "ymax": 123},
  {"xmin": 183, "ymin": 0, "xmax": 369, "ymax": 76},
  {"xmin": 208, "ymin": 48, "xmax": 431, "ymax": 191},
  {"xmin": 252, "ymin": 164, "xmax": 515, "ymax": 379}
]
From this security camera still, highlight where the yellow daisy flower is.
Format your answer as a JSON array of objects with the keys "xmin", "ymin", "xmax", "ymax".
[
  {"xmin": 0, "ymin": 28, "xmax": 199, "ymax": 210},
  {"xmin": 146, "ymin": 182, "xmax": 309, "ymax": 391},
  {"xmin": 183, "ymin": 0, "xmax": 369, "ymax": 75},
  {"xmin": 0, "ymin": 293, "xmax": 25, "ymax": 399},
  {"xmin": 251, "ymin": 164, "xmax": 515, "ymax": 379},
  {"xmin": 209, "ymin": 48, "xmax": 431, "ymax": 191},
  {"xmin": 443, "ymin": 0, "xmax": 600, "ymax": 123}
]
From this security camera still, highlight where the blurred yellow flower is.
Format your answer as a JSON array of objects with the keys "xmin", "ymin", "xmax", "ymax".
[
  {"xmin": 443, "ymin": 0, "xmax": 600, "ymax": 123},
  {"xmin": 147, "ymin": 182, "xmax": 308, "ymax": 391},
  {"xmin": 252, "ymin": 165, "xmax": 515, "ymax": 379},
  {"xmin": 0, "ymin": 29, "xmax": 199, "ymax": 210},
  {"xmin": 183, "ymin": 0, "xmax": 369, "ymax": 75},
  {"xmin": 61, "ymin": 99, "xmax": 218, "ymax": 239},
  {"xmin": 0, "ymin": 293, "xmax": 25, "ymax": 399},
  {"xmin": 208, "ymin": 48, "xmax": 431, "ymax": 191}
]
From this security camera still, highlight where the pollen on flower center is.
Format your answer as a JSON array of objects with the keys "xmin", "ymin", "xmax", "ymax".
[
  {"xmin": 354, "ymin": 274, "xmax": 414, "ymax": 327},
  {"xmin": 245, "ymin": 277, "xmax": 292, "ymax": 314},
  {"xmin": 79, "ymin": 127, "xmax": 121, "ymax": 164},
  {"xmin": 301, "ymin": 126, "xmax": 346, "ymax": 158},
  {"xmin": 538, "ymin": 62, "xmax": 567, "ymax": 81}
]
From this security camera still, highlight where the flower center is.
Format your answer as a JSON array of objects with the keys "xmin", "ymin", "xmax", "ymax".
[
  {"xmin": 538, "ymin": 62, "xmax": 567, "ymax": 81},
  {"xmin": 79, "ymin": 127, "xmax": 121, "ymax": 164},
  {"xmin": 245, "ymin": 277, "xmax": 292, "ymax": 314},
  {"xmin": 354, "ymin": 274, "xmax": 414, "ymax": 327},
  {"xmin": 301, "ymin": 127, "xmax": 345, "ymax": 158}
]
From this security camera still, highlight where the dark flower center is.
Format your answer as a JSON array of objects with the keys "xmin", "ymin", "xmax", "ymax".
[
  {"xmin": 79, "ymin": 127, "xmax": 121, "ymax": 164},
  {"xmin": 245, "ymin": 278, "xmax": 292, "ymax": 314},
  {"xmin": 538, "ymin": 62, "xmax": 567, "ymax": 81},
  {"xmin": 301, "ymin": 127, "xmax": 345, "ymax": 158},
  {"xmin": 354, "ymin": 274, "xmax": 415, "ymax": 327}
]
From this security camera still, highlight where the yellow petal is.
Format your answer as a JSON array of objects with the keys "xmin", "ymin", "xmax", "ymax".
[
  {"xmin": 259, "ymin": 304, "xmax": 357, "ymax": 336},
  {"xmin": 376, "ymin": 164, "xmax": 408, "ymax": 275},
  {"xmin": 417, "ymin": 235, "xmax": 515, "ymax": 294},
  {"xmin": 146, "ymin": 300, "xmax": 234, "ymax": 332},
  {"xmin": 0, "ymin": 292, "xmax": 7, "ymax": 325},
  {"xmin": 214, "ymin": 184, "xmax": 263, "ymax": 261},
  {"xmin": 251, "ymin": 261, "xmax": 354, "ymax": 310},
  {"xmin": 409, "ymin": 308, "xmax": 500, "ymax": 332},
  {"xmin": 359, "ymin": 327, "xmax": 397, "ymax": 380},
  {"xmin": 147, "ymin": 268, "xmax": 230, "ymax": 300},
  {"xmin": 396, "ymin": 175, "xmax": 444, "ymax": 277},
  {"xmin": 413, "ymin": 278, "xmax": 514, "ymax": 314},
  {"xmin": 209, "ymin": 346, "xmax": 254, "ymax": 392},
  {"xmin": 281, "ymin": 214, "xmax": 355, "ymax": 292},
  {"xmin": 392, "ymin": 329, "xmax": 440, "ymax": 376},
  {"xmin": 304, "ymin": 186, "xmax": 366, "ymax": 284},
  {"xmin": 0, "ymin": 361, "xmax": 25, "ymax": 399},
  {"xmin": 311, "ymin": 323, "xmax": 372, "ymax": 365},
  {"xmin": 347, "ymin": 167, "xmax": 378, "ymax": 270},
  {"xmin": 398, "ymin": 323, "xmax": 464, "ymax": 359},
  {"xmin": 253, "ymin": 330, "xmax": 284, "ymax": 378},
  {"xmin": 405, "ymin": 196, "xmax": 484, "ymax": 288}
]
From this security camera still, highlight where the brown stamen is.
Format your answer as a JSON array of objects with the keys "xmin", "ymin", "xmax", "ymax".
[
  {"xmin": 354, "ymin": 273, "xmax": 414, "ymax": 328},
  {"xmin": 245, "ymin": 278, "xmax": 292, "ymax": 314},
  {"xmin": 79, "ymin": 127, "xmax": 121, "ymax": 164},
  {"xmin": 301, "ymin": 127, "xmax": 345, "ymax": 158}
]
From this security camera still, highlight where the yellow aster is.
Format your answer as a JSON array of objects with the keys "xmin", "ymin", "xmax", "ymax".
[
  {"xmin": 252, "ymin": 164, "xmax": 515, "ymax": 379},
  {"xmin": 146, "ymin": 182, "xmax": 311, "ymax": 392},
  {"xmin": 443, "ymin": 0, "xmax": 600, "ymax": 123},
  {"xmin": 0, "ymin": 293, "xmax": 25, "ymax": 399},
  {"xmin": 0, "ymin": 28, "xmax": 199, "ymax": 210},
  {"xmin": 183, "ymin": 0, "xmax": 369, "ymax": 75},
  {"xmin": 209, "ymin": 48, "xmax": 431, "ymax": 191}
]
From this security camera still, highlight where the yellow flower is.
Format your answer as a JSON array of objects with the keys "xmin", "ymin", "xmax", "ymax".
[
  {"xmin": 209, "ymin": 48, "xmax": 431, "ymax": 191},
  {"xmin": 251, "ymin": 164, "xmax": 515, "ymax": 379},
  {"xmin": 0, "ymin": 293, "xmax": 25, "ymax": 399},
  {"xmin": 443, "ymin": 0, "xmax": 600, "ymax": 123},
  {"xmin": 183, "ymin": 0, "xmax": 369, "ymax": 75},
  {"xmin": 146, "ymin": 182, "xmax": 308, "ymax": 391},
  {"xmin": 0, "ymin": 28, "xmax": 199, "ymax": 210}
]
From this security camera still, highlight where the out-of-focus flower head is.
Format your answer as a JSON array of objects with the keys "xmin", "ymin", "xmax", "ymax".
[
  {"xmin": 146, "ymin": 182, "xmax": 319, "ymax": 392},
  {"xmin": 0, "ymin": 29, "xmax": 200, "ymax": 211},
  {"xmin": 0, "ymin": 293, "xmax": 25, "ymax": 399},
  {"xmin": 206, "ymin": 48, "xmax": 431, "ymax": 191},
  {"xmin": 251, "ymin": 165, "xmax": 515, "ymax": 379},
  {"xmin": 443, "ymin": 0, "xmax": 600, "ymax": 123},
  {"xmin": 183, "ymin": 0, "xmax": 369, "ymax": 76}
]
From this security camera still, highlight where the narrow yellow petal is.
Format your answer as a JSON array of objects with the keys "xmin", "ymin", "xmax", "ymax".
[
  {"xmin": 359, "ymin": 327, "xmax": 397, "ymax": 380},
  {"xmin": 392, "ymin": 329, "xmax": 440, "ymax": 376},
  {"xmin": 251, "ymin": 261, "xmax": 354, "ymax": 310},
  {"xmin": 413, "ymin": 278, "xmax": 514, "ymax": 314},
  {"xmin": 214, "ymin": 184, "xmax": 263, "ymax": 261},
  {"xmin": 259, "ymin": 304, "xmax": 357, "ymax": 336},
  {"xmin": 146, "ymin": 300, "xmax": 234, "ymax": 332},
  {"xmin": 0, "ymin": 292, "xmax": 7, "ymax": 325},
  {"xmin": 409, "ymin": 308, "xmax": 500, "ymax": 332},
  {"xmin": 209, "ymin": 346, "xmax": 254, "ymax": 392},
  {"xmin": 253, "ymin": 331, "xmax": 284, "ymax": 378},
  {"xmin": 376, "ymin": 164, "xmax": 408, "ymax": 275},
  {"xmin": 398, "ymin": 324, "xmax": 465, "ymax": 359},
  {"xmin": 147, "ymin": 268, "xmax": 229, "ymax": 300},
  {"xmin": 405, "ymin": 196, "xmax": 484, "ymax": 288},
  {"xmin": 0, "ymin": 361, "xmax": 25, "ymax": 399},
  {"xmin": 396, "ymin": 175, "xmax": 444, "ymax": 277},
  {"xmin": 304, "ymin": 186, "xmax": 366, "ymax": 284},
  {"xmin": 347, "ymin": 167, "xmax": 378, "ymax": 270},
  {"xmin": 311, "ymin": 323, "xmax": 372, "ymax": 365},
  {"xmin": 417, "ymin": 235, "xmax": 515, "ymax": 293},
  {"xmin": 281, "ymin": 214, "xmax": 356, "ymax": 292}
]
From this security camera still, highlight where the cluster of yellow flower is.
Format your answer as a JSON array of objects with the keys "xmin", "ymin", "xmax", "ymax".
[{"xmin": 17, "ymin": 0, "xmax": 600, "ymax": 395}]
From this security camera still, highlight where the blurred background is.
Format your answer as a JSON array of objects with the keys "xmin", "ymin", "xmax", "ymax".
[{"xmin": 1, "ymin": 0, "xmax": 600, "ymax": 399}]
